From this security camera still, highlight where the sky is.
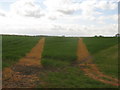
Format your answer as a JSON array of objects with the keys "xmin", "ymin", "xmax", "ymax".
[{"xmin": 0, "ymin": 0, "xmax": 119, "ymax": 36}]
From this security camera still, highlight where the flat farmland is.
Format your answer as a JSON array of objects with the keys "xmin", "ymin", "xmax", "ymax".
[
  {"xmin": 83, "ymin": 37, "xmax": 118, "ymax": 54},
  {"xmin": 42, "ymin": 37, "xmax": 78, "ymax": 61},
  {"xmin": 39, "ymin": 37, "xmax": 119, "ymax": 88},
  {"xmin": 2, "ymin": 35, "xmax": 119, "ymax": 88},
  {"xmin": 84, "ymin": 37, "xmax": 118, "ymax": 78},
  {"xmin": 2, "ymin": 35, "xmax": 40, "ymax": 68}
]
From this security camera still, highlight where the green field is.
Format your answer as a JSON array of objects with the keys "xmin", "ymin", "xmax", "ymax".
[
  {"xmin": 2, "ymin": 35, "xmax": 40, "ymax": 68},
  {"xmin": 40, "ymin": 37, "xmax": 119, "ymax": 88},
  {"xmin": 2, "ymin": 35, "xmax": 119, "ymax": 88},
  {"xmin": 84, "ymin": 37, "xmax": 118, "ymax": 78},
  {"xmin": 83, "ymin": 37, "xmax": 118, "ymax": 54},
  {"xmin": 42, "ymin": 37, "xmax": 78, "ymax": 61},
  {"xmin": 94, "ymin": 45, "xmax": 118, "ymax": 78}
]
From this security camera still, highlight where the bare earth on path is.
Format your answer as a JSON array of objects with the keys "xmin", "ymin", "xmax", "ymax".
[
  {"xmin": 2, "ymin": 38, "xmax": 45, "ymax": 88},
  {"xmin": 77, "ymin": 38, "xmax": 119, "ymax": 86}
]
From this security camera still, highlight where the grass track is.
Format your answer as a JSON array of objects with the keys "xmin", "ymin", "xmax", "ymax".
[{"xmin": 40, "ymin": 37, "xmax": 118, "ymax": 88}]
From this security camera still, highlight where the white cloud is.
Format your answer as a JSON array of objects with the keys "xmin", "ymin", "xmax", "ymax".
[
  {"xmin": 0, "ymin": 20, "xmax": 117, "ymax": 36},
  {"xmin": 97, "ymin": 14, "xmax": 118, "ymax": 24},
  {"xmin": 0, "ymin": 9, "xmax": 7, "ymax": 17},
  {"xmin": 44, "ymin": 0, "xmax": 78, "ymax": 14},
  {"xmin": 79, "ymin": 0, "xmax": 97, "ymax": 16},
  {"xmin": 0, "ymin": 0, "xmax": 118, "ymax": 36},
  {"xmin": 42, "ymin": 0, "xmax": 118, "ymax": 22},
  {"xmin": 96, "ymin": 0, "xmax": 117, "ymax": 10},
  {"xmin": 10, "ymin": 0, "xmax": 45, "ymax": 18}
]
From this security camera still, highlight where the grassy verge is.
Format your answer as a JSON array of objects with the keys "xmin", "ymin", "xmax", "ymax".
[{"xmin": 2, "ymin": 35, "xmax": 40, "ymax": 68}]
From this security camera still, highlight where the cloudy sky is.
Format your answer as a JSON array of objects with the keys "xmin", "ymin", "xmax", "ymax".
[{"xmin": 0, "ymin": 0, "xmax": 119, "ymax": 36}]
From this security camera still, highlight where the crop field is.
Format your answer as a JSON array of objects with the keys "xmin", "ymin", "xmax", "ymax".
[
  {"xmin": 84, "ymin": 37, "xmax": 118, "ymax": 78},
  {"xmin": 39, "ymin": 37, "xmax": 119, "ymax": 88},
  {"xmin": 42, "ymin": 37, "xmax": 78, "ymax": 61},
  {"xmin": 2, "ymin": 35, "xmax": 119, "ymax": 88},
  {"xmin": 83, "ymin": 37, "xmax": 118, "ymax": 54},
  {"xmin": 2, "ymin": 35, "xmax": 40, "ymax": 68}
]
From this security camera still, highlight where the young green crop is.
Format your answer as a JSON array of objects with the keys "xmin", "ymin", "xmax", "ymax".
[
  {"xmin": 83, "ymin": 37, "xmax": 118, "ymax": 54},
  {"xmin": 2, "ymin": 35, "xmax": 40, "ymax": 68},
  {"xmin": 83, "ymin": 37, "xmax": 118, "ymax": 79},
  {"xmin": 39, "ymin": 66, "xmax": 117, "ymax": 88},
  {"xmin": 93, "ymin": 45, "xmax": 118, "ymax": 78},
  {"xmin": 2, "ymin": 35, "xmax": 118, "ymax": 88},
  {"xmin": 42, "ymin": 37, "xmax": 78, "ymax": 62},
  {"xmin": 40, "ymin": 37, "xmax": 118, "ymax": 88}
]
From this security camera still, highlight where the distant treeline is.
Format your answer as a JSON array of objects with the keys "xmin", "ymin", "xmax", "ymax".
[{"xmin": 0, "ymin": 33, "xmax": 120, "ymax": 37}]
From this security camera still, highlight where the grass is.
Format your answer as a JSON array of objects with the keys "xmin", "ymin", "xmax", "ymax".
[
  {"xmin": 83, "ymin": 37, "xmax": 119, "ymax": 79},
  {"xmin": 41, "ymin": 58, "xmax": 70, "ymax": 68},
  {"xmin": 93, "ymin": 44, "xmax": 118, "ymax": 78},
  {"xmin": 39, "ymin": 67, "xmax": 115, "ymax": 88},
  {"xmin": 42, "ymin": 37, "xmax": 78, "ymax": 61},
  {"xmin": 2, "ymin": 35, "xmax": 40, "ymax": 68},
  {"xmin": 40, "ymin": 37, "xmax": 118, "ymax": 88},
  {"xmin": 83, "ymin": 37, "xmax": 118, "ymax": 54},
  {"xmin": 2, "ymin": 35, "xmax": 119, "ymax": 88}
]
